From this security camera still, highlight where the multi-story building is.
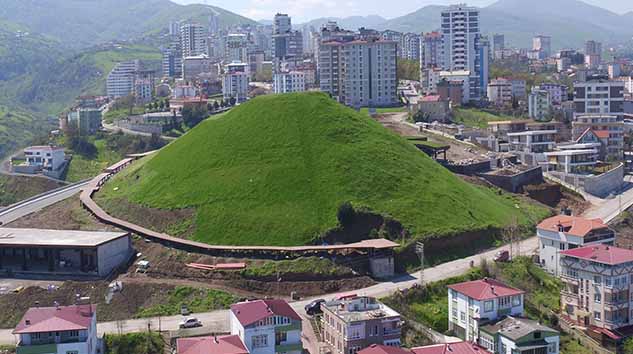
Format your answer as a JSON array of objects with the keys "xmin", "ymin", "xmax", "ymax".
[
  {"xmin": 182, "ymin": 54, "xmax": 217, "ymax": 81},
  {"xmin": 573, "ymin": 78, "xmax": 624, "ymax": 118},
  {"xmin": 585, "ymin": 40, "xmax": 602, "ymax": 69},
  {"xmin": 273, "ymin": 71, "xmax": 305, "ymax": 94},
  {"xmin": 162, "ymin": 41, "xmax": 183, "ymax": 78},
  {"xmin": 492, "ymin": 34, "xmax": 504, "ymax": 59},
  {"xmin": 487, "ymin": 78, "xmax": 512, "ymax": 106},
  {"xmin": 537, "ymin": 215, "xmax": 614, "ymax": 276},
  {"xmin": 528, "ymin": 88, "xmax": 552, "ymax": 121},
  {"xmin": 230, "ymin": 299, "xmax": 302, "ymax": 354},
  {"xmin": 400, "ymin": 33, "xmax": 420, "ymax": 61},
  {"xmin": 439, "ymin": 71, "xmax": 471, "ymax": 103},
  {"xmin": 23, "ymin": 146, "xmax": 66, "ymax": 172},
  {"xmin": 571, "ymin": 114, "xmax": 624, "ymax": 160},
  {"xmin": 222, "ymin": 61, "xmax": 249, "ymax": 103},
  {"xmin": 180, "ymin": 23, "xmax": 207, "ymax": 57},
  {"xmin": 437, "ymin": 79, "xmax": 464, "ymax": 106},
  {"xmin": 509, "ymin": 79, "xmax": 526, "ymax": 99},
  {"xmin": 106, "ymin": 60, "xmax": 140, "ymax": 98},
  {"xmin": 507, "ymin": 129, "xmax": 557, "ymax": 155},
  {"xmin": 559, "ymin": 245, "xmax": 633, "ymax": 334},
  {"xmin": 67, "ymin": 108, "xmax": 102, "ymax": 135},
  {"xmin": 133, "ymin": 78, "xmax": 153, "ymax": 103},
  {"xmin": 448, "ymin": 278, "xmax": 524, "ymax": 342},
  {"xmin": 539, "ymin": 83, "xmax": 567, "ymax": 105},
  {"xmin": 319, "ymin": 36, "xmax": 398, "ymax": 108},
  {"xmin": 321, "ymin": 295, "xmax": 402, "ymax": 354},
  {"xmin": 544, "ymin": 143, "xmax": 599, "ymax": 174},
  {"xmin": 272, "ymin": 13, "xmax": 302, "ymax": 62},
  {"xmin": 532, "ymin": 35, "xmax": 551, "ymax": 59},
  {"xmin": 420, "ymin": 31, "xmax": 443, "ymax": 71},
  {"xmin": 225, "ymin": 33, "xmax": 249, "ymax": 63},
  {"xmin": 479, "ymin": 317, "xmax": 559, "ymax": 354},
  {"xmin": 440, "ymin": 4, "xmax": 487, "ymax": 101},
  {"xmin": 13, "ymin": 304, "xmax": 99, "ymax": 354}
]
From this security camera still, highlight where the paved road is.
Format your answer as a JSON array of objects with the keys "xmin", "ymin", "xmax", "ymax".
[{"xmin": 0, "ymin": 182, "xmax": 88, "ymax": 225}]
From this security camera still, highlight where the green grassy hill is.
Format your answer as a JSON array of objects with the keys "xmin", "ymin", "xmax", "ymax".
[{"xmin": 97, "ymin": 93, "xmax": 546, "ymax": 246}]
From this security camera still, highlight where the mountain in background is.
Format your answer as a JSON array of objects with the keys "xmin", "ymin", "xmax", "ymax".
[
  {"xmin": 0, "ymin": 0, "xmax": 257, "ymax": 48},
  {"xmin": 334, "ymin": 0, "xmax": 633, "ymax": 49},
  {"xmin": 298, "ymin": 15, "xmax": 387, "ymax": 31}
]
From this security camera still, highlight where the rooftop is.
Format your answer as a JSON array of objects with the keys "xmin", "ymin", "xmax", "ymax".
[
  {"xmin": 480, "ymin": 316, "xmax": 558, "ymax": 341},
  {"xmin": 359, "ymin": 344, "xmax": 412, "ymax": 354},
  {"xmin": 322, "ymin": 296, "xmax": 400, "ymax": 323},
  {"xmin": 0, "ymin": 228, "xmax": 129, "ymax": 248},
  {"xmin": 230, "ymin": 299, "xmax": 300, "ymax": 327},
  {"xmin": 25, "ymin": 145, "xmax": 64, "ymax": 151},
  {"xmin": 13, "ymin": 305, "xmax": 95, "ymax": 334},
  {"xmin": 177, "ymin": 335, "xmax": 249, "ymax": 354},
  {"xmin": 561, "ymin": 244, "xmax": 633, "ymax": 265},
  {"xmin": 447, "ymin": 278, "xmax": 524, "ymax": 301},
  {"xmin": 537, "ymin": 215, "xmax": 608, "ymax": 238},
  {"xmin": 411, "ymin": 342, "xmax": 491, "ymax": 354}
]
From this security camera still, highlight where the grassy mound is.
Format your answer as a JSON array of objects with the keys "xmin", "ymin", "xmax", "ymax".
[{"xmin": 97, "ymin": 92, "xmax": 546, "ymax": 246}]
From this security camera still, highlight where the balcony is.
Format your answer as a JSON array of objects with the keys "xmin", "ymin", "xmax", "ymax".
[{"xmin": 561, "ymin": 291, "xmax": 579, "ymax": 307}]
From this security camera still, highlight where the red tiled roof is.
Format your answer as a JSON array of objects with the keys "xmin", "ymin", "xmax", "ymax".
[
  {"xmin": 230, "ymin": 299, "xmax": 300, "ymax": 327},
  {"xmin": 411, "ymin": 342, "xmax": 491, "ymax": 354},
  {"xmin": 560, "ymin": 244, "xmax": 633, "ymax": 265},
  {"xmin": 13, "ymin": 305, "xmax": 95, "ymax": 334},
  {"xmin": 537, "ymin": 215, "xmax": 608, "ymax": 238},
  {"xmin": 447, "ymin": 278, "xmax": 524, "ymax": 301},
  {"xmin": 593, "ymin": 130, "xmax": 610, "ymax": 139},
  {"xmin": 177, "ymin": 335, "xmax": 249, "ymax": 354},
  {"xmin": 359, "ymin": 344, "xmax": 412, "ymax": 354},
  {"xmin": 421, "ymin": 95, "xmax": 442, "ymax": 102}
]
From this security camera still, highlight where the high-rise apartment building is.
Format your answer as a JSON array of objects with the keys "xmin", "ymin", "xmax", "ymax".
[
  {"xmin": 532, "ymin": 35, "xmax": 552, "ymax": 58},
  {"xmin": 400, "ymin": 33, "xmax": 420, "ymax": 61},
  {"xmin": 585, "ymin": 40, "xmax": 602, "ymax": 69},
  {"xmin": 440, "ymin": 4, "xmax": 487, "ymax": 101},
  {"xmin": 225, "ymin": 33, "xmax": 249, "ymax": 63},
  {"xmin": 162, "ymin": 41, "xmax": 183, "ymax": 78},
  {"xmin": 222, "ymin": 61, "xmax": 249, "ymax": 103},
  {"xmin": 492, "ymin": 34, "xmax": 504, "ymax": 56},
  {"xmin": 319, "ymin": 37, "xmax": 398, "ymax": 108},
  {"xmin": 180, "ymin": 23, "xmax": 207, "ymax": 57},
  {"xmin": 273, "ymin": 71, "xmax": 306, "ymax": 94},
  {"xmin": 420, "ymin": 31, "xmax": 443, "ymax": 69},
  {"xmin": 573, "ymin": 77, "xmax": 624, "ymax": 117},
  {"xmin": 106, "ymin": 60, "xmax": 141, "ymax": 98}
]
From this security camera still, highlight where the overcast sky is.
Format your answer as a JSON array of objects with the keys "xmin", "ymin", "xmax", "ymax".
[{"xmin": 171, "ymin": 0, "xmax": 633, "ymax": 22}]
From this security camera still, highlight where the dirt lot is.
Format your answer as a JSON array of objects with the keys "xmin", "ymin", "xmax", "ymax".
[{"xmin": 0, "ymin": 175, "xmax": 64, "ymax": 207}]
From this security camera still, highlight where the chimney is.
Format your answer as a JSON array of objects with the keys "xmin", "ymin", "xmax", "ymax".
[{"xmin": 491, "ymin": 286, "xmax": 496, "ymax": 296}]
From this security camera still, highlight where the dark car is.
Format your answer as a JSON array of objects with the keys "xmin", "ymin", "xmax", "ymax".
[
  {"xmin": 494, "ymin": 250, "xmax": 510, "ymax": 262},
  {"xmin": 304, "ymin": 299, "xmax": 325, "ymax": 316}
]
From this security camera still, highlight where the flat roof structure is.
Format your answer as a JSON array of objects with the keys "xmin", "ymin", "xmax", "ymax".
[{"xmin": 0, "ymin": 228, "xmax": 128, "ymax": 248}]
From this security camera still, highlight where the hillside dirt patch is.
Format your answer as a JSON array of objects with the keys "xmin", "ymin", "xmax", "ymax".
[{"xmin": 0, "ymin": 175, "xmax": 64, "ymax": 207}]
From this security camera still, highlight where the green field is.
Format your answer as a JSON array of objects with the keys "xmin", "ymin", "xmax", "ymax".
[
  {"xmin": 65, "ymin": 139, "xmax": 123, "ymax": 182},
  {"xmin": 134, "ymin": 286, "xmax": 236, "ymax": 318},
  {"xmin": 452, "ymin": 108, "xmax": 522, "ymax": 129},
  {"xmin": 96, "ymin": 92, "xmax": 547, "ymax": 247}
]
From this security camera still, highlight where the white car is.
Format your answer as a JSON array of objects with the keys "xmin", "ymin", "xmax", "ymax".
[{"xmin": 179, "ymin": 317, "xmax": 202, "ymax": 329}]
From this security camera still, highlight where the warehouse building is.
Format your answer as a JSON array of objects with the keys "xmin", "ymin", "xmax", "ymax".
[{"xmin": 0, "ymin": 228, "xmax": 133, "ymax": 278}]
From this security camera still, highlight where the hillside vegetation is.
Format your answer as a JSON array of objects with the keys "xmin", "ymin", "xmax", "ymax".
[{"xmin": 97, "ymin": 93, "xmax": 546, "ymax": 246}]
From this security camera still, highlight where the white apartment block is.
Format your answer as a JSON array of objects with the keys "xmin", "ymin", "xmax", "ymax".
[
  {"xmin": 572, "ymin": 115, "xmax": 624, "ymax": 160},
  {"xmin": 539, "ymin": 83, "xmax": 567, "ymax": 105},
  {"xmin": 487, "ymin": 78, "xmax": 512, "ymax": 106},
  {"xmin": 573, "ymin": 79, "xmax": 624, "ymax": 118},
  {"xmin": 560, "ymin": 245, "xmax": 633, "ymax": 332},
  {"xmin": 223, "ymin": 62, "xmax": 249, "ymax": 103},
  {"xmin": 180, "ymin": 23, "xmax": 207, "ymax": 57},
  {"xmin": 230, "ymin": 299, "xmax": 302, "ymax": 354},
  {"xmin": 24, "ymin": 146, "xmax": 66, "ymax": 171},
  {"xmin": 532, "ymin": 35, "xmax": 552, "ymax": 58},
  {"xmin": 399, "ymin": 33, "xmax": 420, "ymax": 61},
  {"xmin": 529, "ymin": 88, "xmax": 552, "ymax": 121},
  {"xmin": 106, "ymin": 60, "xmax": 140, "ymax": 98},
  {"xmin": 13, "ymin": 304, "xmax": 100, "ymax": 354},
  {"xmin": 440, "ymin": 4, "xmax": 486, "ymax": 101},
  {"xmin": 226, "ymin": 33, "xmax": 249, "ymax": 63},
  {"xmin": 448, "ymin": 278, "xmax": 524, "ymax": 342},
  {"xmin": 537, "ymin": 215, "xmax": 614, "ymax": 276},
  {"xmin": 420, "ymin": 31, "xmax": 443, "ymax": 70},
  {"xmin": 273, "ymin": 71, "xmax": 305, "ymax": 94}
]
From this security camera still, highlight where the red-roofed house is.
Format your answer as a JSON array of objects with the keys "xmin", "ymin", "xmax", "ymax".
[
  {"xmin": 229, "ymin": 299, "xmax": 302, "ymax": 354},
  {"xmin": 411, "ymin": 342, "xmax": 491, "ymax": 354},
  {"xmin": 537, "ymin": 215, "xmax": 614, "ymax": 275},
  {"xmin": 13, "ymin": 304, "xmax": 99, "ymax": 354},
  {"xmin": 358, "ymin": 344, "xmax": 411, "ymax": 354},
  {"xmin": 177, "ymin": 335, "xmax": 249, "ymax": 354},
  {"xmin": 560, "ymin": 244, "xmax": 633, "ymax": 337},
  {"xmin": 448, "ymin": 278, "xmax": 524, "ymax": 342}
]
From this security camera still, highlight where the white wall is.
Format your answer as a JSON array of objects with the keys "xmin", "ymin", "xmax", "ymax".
[{"xmin": 97, "ymin": 235, "xmax": 132, "ymax": 276}]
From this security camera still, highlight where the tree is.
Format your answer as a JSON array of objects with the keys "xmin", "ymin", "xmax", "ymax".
[
  {"xmin": 159, "ymin": 100, "xmax": 165, "ymax": 111},
  {"xmin": 337, "ymin": 201, "xmax": 355, "ymax": 227},
  {"xmin": 397, "ymin": 59, "xmax": 420, "ymax": 81},
  {"xmin": 164, "ymin": 99, "xmax": 170, "ymax": 111},
  {"xmin": 213, "ymin": 101, "xmax": 220, "ymax": 111},
  {"xmin": 229, "ymin": 97, "xmax": 236, "ymax": 106},
  {"xmin": 182, "ymin": 105, "xmax": 209, "ymax": 128},
  {"xmin": 623, "ymin": 337, "xmax": 633, "ymax": 354}
]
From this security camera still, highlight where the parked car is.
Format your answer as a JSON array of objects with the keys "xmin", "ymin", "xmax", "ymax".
[
  {"xmin": 179, "ymin": 317, "xmax": 202, "ymax": 329},
  {"xmin": 305, "ymin": 299, "xmax": 325, "ymax": 316},
  {"xmin": 494, "ymin": 250, "xmax": 510, "ymax": 262}
]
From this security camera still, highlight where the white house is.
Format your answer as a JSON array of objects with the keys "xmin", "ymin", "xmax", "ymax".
[
  {"xmin": 23, "ymin": 146, "xmax": 66, "ymax": 172},
  {"xmin": 448, "ymin": 278, "xmax": 524, "ymax": 342},
  {"xmin": 537, "ymin": 215, "xmax": 615, "ymax": 276},
  {"xmin": 273, "ymin": 71, "xmax": 306, "ymax": 94},
  {"xmin": 230, "ymin": 299, "xmax": 302, "ymax": 354},
  {"xmin": 13, "ymin": 304, "xmax": 100, "ymax": 354},
  {"xmin": 479, "ymin": 317, "xmax": 559, "ymax": 354}
]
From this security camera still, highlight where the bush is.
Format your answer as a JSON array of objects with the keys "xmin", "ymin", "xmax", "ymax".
[
  {"xmin": 104, "ymin": 332, "xmax": 163, "ymax": 354},
  {"xmin": 337, "ymin": 201, "xmax": 355, "ymax": 227}
]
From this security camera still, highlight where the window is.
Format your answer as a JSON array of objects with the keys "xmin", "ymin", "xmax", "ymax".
[
  {"xmin": 594, "ymin": 292, "xmax": 602, "ymax": 304},
  {"xmin": 594, "ymin": 311, "xmax": 601, "ymax": 321},
  {"xmin": 512, "ymin": 296, "xmax": 521, "ymax": 306},
  {"xmin": 499, "ymin": 296, "xmax": 511, "ymax": 308},
  {"xmin": 275, "ymin": 331, "xmax": 287, "ymax": 345},
  {"xmin": 548, "ymin": 343, "xmax": 557, "ymax": 353},
  {"xmin": 252, "ymin": 335, "xmax": 268, "ymax": 348},
  {"xmin": 460, "ymin": 311, "xmax": 466, "ymax": 322},
  {"xmin": 66, "ymin": 352, "xmax": 79, "ymax": 354},
  {"xmin": 484, "ymin": 300, "xmax": 494, "ymax": 312},
  {"xmin": 594, "ymin": 276, "xmax": 602, "ymax": 285}
]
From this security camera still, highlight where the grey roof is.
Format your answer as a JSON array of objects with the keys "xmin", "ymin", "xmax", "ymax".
[
  {"xmin": 0, "ymin": 228, "xmax": 128, "ymax": 248},
  {"xmin": 481, "ymin": 317, "xmax": 558, "ymax": 341}
]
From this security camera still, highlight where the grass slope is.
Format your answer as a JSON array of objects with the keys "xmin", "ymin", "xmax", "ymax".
[
  {"xmin": 452, "ymin": 108, "xmax": 521, "ymax": 129},
  {"xmin": 98, "ymin": 93, "xmax": 545, "ymax": 246}
]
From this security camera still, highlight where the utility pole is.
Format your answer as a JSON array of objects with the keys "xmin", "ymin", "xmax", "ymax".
[{"xmin": 416, "ymin": 242, "xmax": 424, "ymax": 286}]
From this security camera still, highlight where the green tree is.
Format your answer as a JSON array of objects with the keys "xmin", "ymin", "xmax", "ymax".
[
  {"xmin": 623, "ymin": 337, "xmax": 633, "ymax": 354},
  {"xmin": 337, "ymin": 201, "xmax": 355, "ymax": 227},
  {"xmin": 159, "ymin": 100, "xmax": 165, "ymax": 110},
  {"xmin": 229, "ymin": 97, "xmax": 237, "ymax": 106},
  {"xmin": 213, "ymin": 101, "xmax": 220, "ymax": 111},
  {"xmin": 397, "ymin": 59, "xmax": 420, "ymax": 81},
  {"xmin": 182, "ymin": 105, "xmax": 209, "ymax": 128}
]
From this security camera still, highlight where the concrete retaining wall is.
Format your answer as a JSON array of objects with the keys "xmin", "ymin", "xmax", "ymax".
[
  {"xmin": 584, "ymin": 163, "xmax": 624, "ymax": 198},
  {"xmin": 479, "ymin": 167, "xmax": 544, "ymax": 193}
]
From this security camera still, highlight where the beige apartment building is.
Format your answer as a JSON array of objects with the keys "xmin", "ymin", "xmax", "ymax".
[{"xmin": 321, "ymin": 295, "xmax": 401, "ymax": 354}]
